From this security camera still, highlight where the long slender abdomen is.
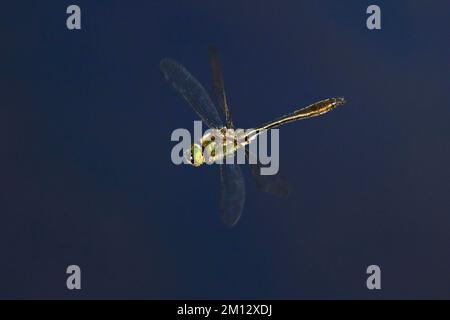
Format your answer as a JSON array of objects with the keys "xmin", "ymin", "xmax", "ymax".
[{"xmin": 256, "ymin": 97, "xmax": 345, "ymax": 133}]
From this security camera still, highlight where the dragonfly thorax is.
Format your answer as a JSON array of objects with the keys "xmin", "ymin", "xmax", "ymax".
[{"xmin": 199, "ymin": 128, "xmax": 250, "ymax": 164}]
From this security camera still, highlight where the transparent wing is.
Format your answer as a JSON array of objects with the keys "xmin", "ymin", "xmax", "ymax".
[
  {"xmin": 219, "ymin": 162, "xmax": 246, "ymax": 227},
  {"xmin": 208, "ymin": 48, "xmax": 245, "ymax": 226},
  {"xmin": 208, "ymin": 46, "xmax": 233, "ymax": 128},
  {"xmin": 246, "ymin": 148, "xmax": 292, "ymax": 197},
  {"xmin": 160, "ymin": 58, "xmax": 224, "ymax": 129}
]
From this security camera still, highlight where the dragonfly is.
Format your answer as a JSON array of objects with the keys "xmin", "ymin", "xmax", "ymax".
[{"xmin": 160, "ymin": 46, "xmax": 345, "ymax": 227}]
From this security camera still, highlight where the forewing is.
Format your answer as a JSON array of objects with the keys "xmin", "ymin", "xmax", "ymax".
[
  {"xmin": 160, "ymin": 58, "xmax": 223, "ymax": 129},
  {"xmin": 219, "ymin": 163, "xmax": 246, "ymax": 227}
]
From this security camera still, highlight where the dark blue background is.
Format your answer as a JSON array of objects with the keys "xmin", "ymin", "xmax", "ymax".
[{"xmin": 1, "ymin": 0, "xmax": 449, "ymax": 299}]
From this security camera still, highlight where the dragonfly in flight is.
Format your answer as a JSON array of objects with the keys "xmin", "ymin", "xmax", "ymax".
[{"xmin": 160, "ymin": 46, "xmax": 345, "ymax": 227}]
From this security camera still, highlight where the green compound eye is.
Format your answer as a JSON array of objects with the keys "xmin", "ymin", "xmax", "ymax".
[{"xmin": 185, "ymin": 144, "xmax": 204, "ymax": 167}]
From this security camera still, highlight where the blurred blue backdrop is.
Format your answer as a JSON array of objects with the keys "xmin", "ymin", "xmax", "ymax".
[{"xmin": 0, "ymin": 0, "xmax": 449, "ymax": 298}]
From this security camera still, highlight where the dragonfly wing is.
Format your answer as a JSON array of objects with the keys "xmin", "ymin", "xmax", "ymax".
[
  {"xmin": 160, "ymin": 58, "xmax": 224, "ymax": 129},
  {"xmin": 219, "ymin": 163, "xmax": 246, "ymax": 227},
  {"xmin": 248, "ymin": 163, "xmax": 292, "ymax": 197},
  {"xmin": 246, "ymin": 149, "xmax": 292, "ymax": 197},
  {"xmin": 208, "ymin": 46, "xmax": 234, "ymax": 128}
]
